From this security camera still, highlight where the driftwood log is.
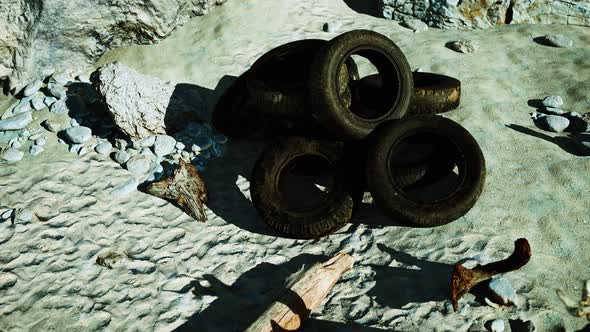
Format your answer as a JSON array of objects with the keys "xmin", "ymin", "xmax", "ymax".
[
  {"xmin": 245, "ymin": 253, "xmax": 354, "ymax": 332},
  {"xmin": 451, "ymin": 238, "xmax": 531, "ymax": 312},
  {"xmin": 144, "ymin": 159, "xmax": 208, "ymax": 222}
]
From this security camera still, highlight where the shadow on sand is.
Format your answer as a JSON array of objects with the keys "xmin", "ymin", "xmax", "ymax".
[{"xmin": 341, "ymin": 0, "xmax": 383, "ymax": 18}]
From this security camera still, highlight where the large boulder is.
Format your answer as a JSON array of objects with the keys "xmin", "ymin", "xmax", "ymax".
[
  {"xmin": 0, "ymin": 0, "xmax": 227, "ymax": 93},
  {"xmin": 92, "ymin": 62, "xmax": 204, "ymax": 140},
  {"xmin": 379, "ymin": 0, "xmax": 590, "ymax": 29}
]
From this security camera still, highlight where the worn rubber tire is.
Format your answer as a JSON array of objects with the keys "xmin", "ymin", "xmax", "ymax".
[
  {"xmin": 391, "ymin": 147, "xmax": 456, "ymax": 188},
  {"xmin": 246, "ymin": 39, "xmax": 359, "ymax": 120},
  {"xmin": 309, "ymin": 30, "xmax": 413, "ymax": 140},
  {"xmin": 409, "ymin": 72, "xmax": 461, "ymax": 115},
  {"xmin": 250, "ymin": 137, "xmax": 354, "ymax": 238},
  {"xmin": 365, "ymin": 115, "xmax": 486, "ymax": 227}
]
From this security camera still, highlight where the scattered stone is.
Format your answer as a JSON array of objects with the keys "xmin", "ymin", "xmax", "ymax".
[
  {"xmin": 76, "ymin": 73, "xmax": 91, "ymax": 84},
  {"xmin": 181, "ymin": 151, "xmax": 191, "ymax": 160},
  {"xmin": 133, "ymin": 136, "xmax": 156, "ymax": 149},
  {"xmin": 322, "ymin": 21, "xmax": 341, "ymax": 33},
  {"xmin": 449, "ymin": 40, "xmax": 480, "ymax": 53},
  {"xmin": 50, "ymin": 72, "xmax": 71, "ymax": 86},
  {"xmin": 43, "ymin": 96, "xmax": 57, "ymax": 107},
  {"xmin": 126, "ymin": 155, "xmax": 151, "ymax": 175},
  {"xmin": 111, "ymin": 178, "xmax": 138, "ymax": 197},
  {"xmin": 14, "ymin": 209, "xmax": 33, "ymax": 223},
  {"xmin": 491, "ymin": 319, "xmax": 505, "ymax": 332},
  {"xmin": 0, "ymin": 112, "xmax": 33, "ymax": 131},
  {"xmin": 175, "ymin": 142, "xmax": 185, "ymax": 151},
  {"xmin": 541, "ymin": 106, "xmax": 564, "ymax": 115},
  {"xmin": 0, "ymin": 274, "xmax": 17, "ymax": 289},
  {"xmin": 23, "ymin": 80, "xmax": 43, "ymax": 97},
  {"xmin": 69, "ymin": 144, "xmax": 83, "ymax": 154},
  {"xmin": 543, "ymin": 34, "xmax": 573, "ymax": 48},
  {"xmin": 161, "ymin": 277, "xmax": 193, "ymax": 293},
  {"xmin": 95, "ymin": 142, "xmax": 112, "ymax": 155},
  {"xmin": 29, "ymin": 145, "xmax": 44, "ymax": 156},
  {"xmin": 114, "ymin": 139, "xmax": 128, "ymax": 150},
  {"xmin": 114, "ymin": 150, "xmax": 131, "ymax": 164},
  {"xmin": 50, "ymin": 99, "xmax": 69, "ymax": 114},
  {"xmin": 47, "ymin": 83, "xmax": 67, "ymax": 100},
  {"xmin": 64, "ymin": 126, "xmax": 92, "ymax": 144},
  {"xmin": 41, "ymin": 119, "xmax": 59, "ymax": 133},
  {"xmin": 2, "ymin": 149, "xmax": 24, "ymax": 162},
  {"xmin": 1, "ymin": 209, "xmax": 14, "ymax": 220},
  {"xmin": 489, "ymin": 277, "xmax": 517, "ymax": 306},
  {"xmin": 402, "ymin": 18, "xmax": 428, "ymax": 32},
  {"xmin": 191, "ymin": 136, "xmax": 213, "ymax": 153},
  {"xmin": 70, "ymin": 118, "xmax": 79, "ymax": 127},
  {"xmin": 34, "ymin": 137, "xmax": 47, "ymax": 146},
  {"xmin": 31, "ymin": 95, "xmax": 46, "ymax": 110},
  {"xmin": 542, "ymin": 115, "xmax": 570, "ymax": 132},
  {"xmin": 9, "ymin": 139, "xmax": 21, "ymax": 149},
  {"xmin": 542, "ymin": 95, "xmax": 563, "ymax": 108},
  {"xmin": 573, "ymin": 132, "xmax": 590, "ymax": 156},
  {"xmin": 153, "ymin": 135, "xmax": 177, "ymax": 157}
]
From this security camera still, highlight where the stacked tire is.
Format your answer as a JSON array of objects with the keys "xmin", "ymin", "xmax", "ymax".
[{"xmin": 212, "ymin": 30, "xmax": 485, "ymax": 239}]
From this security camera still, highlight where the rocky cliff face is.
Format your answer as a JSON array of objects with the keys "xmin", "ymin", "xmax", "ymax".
[
  {"xmin": 380, "ymin": 0, "xmax": 590, "ymax": 29},
  {"xmin": 0, "ymin": 0, "xmax": 226, "ymax": 94}
]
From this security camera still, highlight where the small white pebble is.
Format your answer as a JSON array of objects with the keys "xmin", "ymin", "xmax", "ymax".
[
  {"xmin": 34, "ymin": 137, "xmax": 47, "ymax": 146},
  {"xmin": 1, "ymin": 209, "xmax": 14, "ymax": 220},
  {"xmin": 70, "ymin": 118, "xmax": 79, "ymax": 127}
]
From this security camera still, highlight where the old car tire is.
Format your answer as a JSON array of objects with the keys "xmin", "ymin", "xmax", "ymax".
[
  {"xmin": 309, "ymin": 30, "xmax": 413, "ymax": 140},
  {"xmin": 409, "ymin": 72, "xmax": 461, "ymax": 115},
  {"xmin": 365, "ymin": 115, "xmax": 486, "ymax": 227},
  {"xmin": 250, "ymin": 137, "xmax": 354, "ymax": 238}
]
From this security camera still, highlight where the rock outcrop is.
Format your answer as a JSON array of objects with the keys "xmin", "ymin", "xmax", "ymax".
[
  {"xmin": 380, "ymin": 0, "xmax": 590, "ymax": 29},
  {"xmin": 0, "ymin": 0, "xmax": 227, "ymax": 93}
]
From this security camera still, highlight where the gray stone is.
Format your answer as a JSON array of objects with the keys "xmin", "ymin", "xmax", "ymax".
[
  {"xmin": 543, "ymin": 115, "xmax": 570, "ymax": 132},
  {"xmin": 114, "ymin": 139, "xmax": 128, "ymax": 150},
  {"xmin": 2, "ymin": 149, "xmax": 24, "ymax": 162},
  {"xmin": 49, "ymin": 72, "xmax": 71, "ymax": 86},
  {"xmin": 23, "ymin": 80, "xmax": 43, "ymax": 97},
  {"xmin": 111, "ymin": 178, "xmax": 138, "ymax": 197},
  {"xmin": 47, "ymin": 83, "xmax": 67, "ymax": 100},
  {"xmin": 542, "ymin": 95, "xmax": 564, "ymax": 108},
  {"xmin": 94, "ymin": 62, "xmax": 204, "ymax": 139},
  {"xmin": 95, "ymin": 142, "xmax": 112, "ymax": 155},
  {"xmin": 11, "ymin": 97, "xmax": 32, "ymax": 115},
  {"xmin": 64, "ymin": 126, "xmax": 92, "ymax": 144},
  {"xmin": 402, "ymin": 18, "xmax": 428, "ymax": 32},
  {"xmin": 125, "ymin": 155, "xmax": 151, "ymax": 175},
  {"xmin": 9, "ymin": 138, "xmax": 21, "ymax": 149},
  {"xmin": 175, "ymin": 142, "xmax": 185, "ymax": 151},
  {"xmin": 542, "ymin": 107, "xmax": 564, "ymax": 115},
  {"xmin": 449, "ymin": 40, "xmax": 480, "ymax": 53},
  {"xmin": 70, "ymin": 118, "xmax": 79, "ymax": 127},
  {"xmin": 43, "ymin": 96, "xmax": 58, "ymax": 107},
  {"xmin": 573, "ymin": 132, "xmax": 590, "ymax": 156},
  {"xmin": 0, "ymin": 112, "xmax": 32, "ymax": 131},
  {"xmin": 114, "ymin": 150, "xmax": 131, "ymax": 164},
  {"xmin": 41, "ymin": 119, "xmax": 60, "ymax": 133},
  {"xmin": 543, "ymin": 34, "xmax": 573, "ymax": 48},
  {"xmin": 50, "ymin": 99, "xmax": 69, "ymax": 114},
  {"xmin": 29, "ymin": 145, "xmax": 43, "ymax": 156},
  {"xmin": 488, "ymin": 277, "xmax": 517, "ymax": 305},
  {"xmin": 34, "ymin": 137, "xmax": 47, "ymax": 146},
  {"xmin": 133, "ymin": 136, "xmax": 156, "ymax": 149},
  {"xmin": 31, "ymin": 95, "xmax": 46, "ymax": 110},
  {"xmin": 491, "ymin": 319, "xmax": 505, "ymax": 332},
  {"xmin": 153, "ymin": 135, "xmax": 177, "ymax": 156},
  {"xmin": 322, "ymin": 21, "xmax": 341, "ymax": 33},
  {"xmin": 1, "ymin": 209, "xmax": 14, "ymax": 220}
]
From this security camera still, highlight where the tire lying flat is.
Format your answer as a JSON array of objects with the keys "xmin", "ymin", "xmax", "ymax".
[
  {"xmin": 309, "ymin": 30, "xmax": 413, "ymax": 140},
  {"xmin": 409, "ymin": 72, "xmax": 461, "ymax": 115},
  {"xmin": 250, "ymin": 137, "xmax": 354, "ymax": 238},
  {"xmin": 365, "ymin": 115, "xmax": 486, "ymax": 227}
]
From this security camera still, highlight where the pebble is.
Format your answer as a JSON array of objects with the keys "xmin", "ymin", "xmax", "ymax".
[
  {"xmin": 34, "ymin": 137, "xmax": 47, "ymax": 146},
  {"xmin": 191, "ymin": 136, "xmax": 213, "ymax": 153},
  {"xmin": 43, "ymin": 96, "xmax": 58, "ymax": 107},
  {"xmin": 489, "ymin": 277, "xmax": 517, "ymax": 305},
  {"xmin": 14, "ymin": 209, "xmax": 33, "ymax": 223},
  {"xmin": 9, "ymin": 139, "xmax": 21, "ymax": 149},
  {"xmin": 542, "ymin": 106, "xmax": 564, "ymax": 115},
  {"xmin": 2, "ymin": 148, "xmax": 24, "ymax": 162},
  {"xmin": 542, "ymin": 95, "xmax": 564, "ymax": 108},
  {"xmin": 95, "ymin": 142, "xmax": 112, "ymax": 155},
  {"xmin": 449, "ymin": 40, "xmax": 480, "ymax": 53},
  {"xmin": 491, "ymin": 319, "xmax": 505, "ymax": 332},
  {"xmin": 162, "ymin": 277, "xmax": 193, "ymax": 293},
  {"xmin": 23, "ymin": 80, "xmax": 43, "ymax": 97},
  {"xmin": 0, "ymin": 274, "xmax": 17, "ymax": 290},
  {"xmin": 175, "ymin": 142, "xmax": 185, "ymax": 151},
  {"xmin": 181, "ymin": 151, "xmax": 191, "ymax": 160},
  {"xmin": 31, "ymin": 95, "xmax": 46, "ymax": 110},
  {"xmin": 542, "ymin": 115, "xmax": 570, "ymax": 132},
  {"xmin": 19, "ymin": 129, "xmax": 30, "ymax": 138},
  {"xmin": 133, "ymin": 136, "xmax": 156, "ymax": 149},
  {"xmin": 47, "ymin": 83, "xmax": 67, "ymax": 100},
  {"xmin": 50, "ymin": 99, "xmax": 69, "ymax": 114},
  {"xmin": 126, "ymin": 155, "xmax": 151, "ymax": 175},
  {"xmin": 64, "ymin": 126, "xmax": 92, "ymax": 144},
  {"xmin": 1, "ymin": 209, "xmax": 14, "ymax": 220},
  {"xmin": 70, "ymin": 118, "xmax": 79, "ymax": 127},
  {"xmin": 69, "ymin": 144, "xmax": 83, "ymax": 154},
  {"xmin": 322, "ymin": 21, "xmax": 341, "ymax": 33},
  {"xmin": 12, "ymin": 97, "xmax": 33, "ymax": 115},
  {"xmin": 402, "ymin": 19, "xmax": 428, "ymax": 32},
  {"xmin": 114, "ymin": 150, "xmax": 131, "ymax": 164},
  {"xmin": 153, "ymin": 135, "xmax": 177, "ymax": 157},
  {"xmin": 29, "ymin": 145, "xmax": 44, "ymax": 156},
  {"xmin": 111, "ymin": 178, "xmax": 138, "ymax": 197},
  {"xmin": 76, "ymin": 73, "xmax": 91, "ymax": 84},
  {"xmin": 543, "ymin": 34, "xmax": 573, "ymax": 48},
  {"xmin": 573, "ymin": 132, "xmax": 590, "ymax": 156},
  {"xmin": 0, "ymin": 112, "xmax": 33, "ymax": 131}
]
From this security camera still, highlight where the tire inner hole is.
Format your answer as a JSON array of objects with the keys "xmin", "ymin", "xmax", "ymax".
[
  {"xmin": 278, "ymin": 155, "xmax": 336, "ymax": 211},
  {"xmin": 341, "ymin": 52, "xmax": 399, "ymax": 120},
  {"xmin": 390, "ymin": 132, "xmax": 465, "ymax": 203}
]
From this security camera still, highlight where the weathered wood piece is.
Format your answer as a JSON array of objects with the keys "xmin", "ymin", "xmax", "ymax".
[
  {"xmin": 144, "ymin": 159, "xmax": 208, "ymax": 222},
  {"xmin": 451, "ymin": 238, "xmax": 531, "ymax": 312},
  {"xmin": 245, "ymin": 253, "xmax": 354, "ymax": 332}
]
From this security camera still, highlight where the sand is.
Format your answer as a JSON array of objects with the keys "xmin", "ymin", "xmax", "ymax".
[{"xmin": 1, "ymin": 0, "xmax": 590, "ymax": 331}]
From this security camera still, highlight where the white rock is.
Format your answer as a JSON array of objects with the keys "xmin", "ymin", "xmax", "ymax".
[
  {"xmin": 114, "ymin": 150, "xmax": 131, "ymax": 164},
  {"xmin": 64, "ymin": 126, "xmax": 92, "ymax": 143},
  {"xmin": 47, "ymin": 83, "xmax": 67, "ymax": 100},
  {"xmin": 491, "ymin": 319, "xmax": 505, "ymax": 332},
  {"xmin": 126, "ymin": 155, "xmax": 151, "ymax": 175},
  {"xmin": 175, "ymin": 142, "xmax": 185, "ymax": 151},
  {"xmin": 402, "ymin": 18, "xmax": 428, "ymax": 32},
  {"xmin": 542, "ymin": 95, "xmax": 564, "ymax": 108},
  {"xmin": 0, "ymin": 274, "xmax": 17, "ymax": 289},
  {"xmin": 95, "ymin": 142, "xmax": 112, "ymax": 155},
  {"xmin": 70, "ymin": 118, "xmax": 79, "ymax": 127},
  {"xmin": 133, "ymin": 136, "xmax": 156, "ymax": 149},
  {"xmin": 50, "ymin": 99, "xmax": 69, "ymax": 114},
  {"xmin": 23, "ymin": 80, "xmax": 43, "ymax": 97},
  {"xmin": 9, "ymin": 139, "xmax": 21, "ymax": 149},
  {"xmin": 29, "ymin": 145, "xmax": 44, "ymax": 156},
  {"xmin": 450, "ymin": 40, "xmax": 480, "ymax": 53},
  {"xmin": 0, "ymin": 112, "xmax": 33, "ymax": 131},
  {"xmin": 543, "ymin": 34, "xmax": 573, "ymax": 48},
  {"xmin": 76, "ymin": 73, "xmax": 91, "ymax": 83},
  {"xmin": 191, "ymin": 136, "xmax": 213, "ymax": 152},
  {"xmin": 322, "ymin": 21, "xmax": 341, "ymax": 33},
  {"xmin": 78, "ymin": 146, "xmax": 88, "ymax": 156},
  {"xmin": 2, "ymin": 148, "xmax": 24, "ymax": 162},
  {"xmin": 111, "ymin": 178, "xmax": 138, "ymax": 197},
  {"xmin": 34, "ymin": 137, "xmax": 47, "ymax": 146},
  {"xmin": 31, "ymin": 95, "xmax": 46, "ymax": 110},
  {"xmin": 19, "ymin": 129, "xmax": 30, "ymax": 138},
  {"xmin": 573, "ymin": 132, "xmax": 590, "ymax": 156},
  {"xmin": 1, "ymin": 209, "xmax": 14, "ymax": 220},
  {"xmin": 50, "ymin": 72, "xmax": 71, "ymax": 86},
  {"xmin": 153, "ymin": 135, "xmax": 176, "ymax": 156},
  {"xmin": 542, "ymin": 107, "xmax": 564, "ymax": 115},
  {"xmin": 489, "ymin": 277, "xmax": 517, "ymax": 305},
  {"xmin": 69, "ymin": 144, "xmax": 82, "ymax": 154},
  {"xmin": 543, "ymin": 115, "xmax": 569, "ymax": 132}
]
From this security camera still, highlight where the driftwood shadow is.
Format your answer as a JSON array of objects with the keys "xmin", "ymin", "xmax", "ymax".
[{"xmin": 505, "ymin": 124, "xmax": 584, "ymax": 156}]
